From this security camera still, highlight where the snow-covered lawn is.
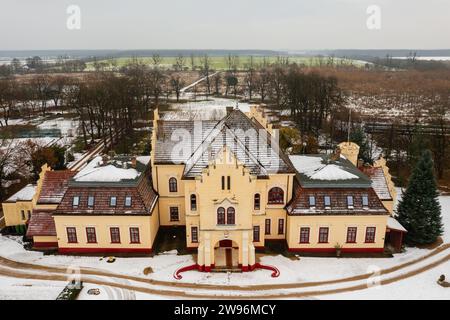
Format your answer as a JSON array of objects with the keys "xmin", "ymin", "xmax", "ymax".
[
  {"xmin": 0, "ymin": 276, "xmax": 64, "ymax": 300},
  {"xmin": 321, "ymin": 260, "xmax": 450, "ymax": 300}
]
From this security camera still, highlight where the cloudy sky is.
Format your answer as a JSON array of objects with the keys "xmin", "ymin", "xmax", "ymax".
[{"xmin": 0, "ymin": 0, "xmax": 449, "ymax": 50}]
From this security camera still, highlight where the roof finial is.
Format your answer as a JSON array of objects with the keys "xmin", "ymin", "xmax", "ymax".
[{"xmin": 347, "ymin": 108, "xmax": 352, "ymax": 144}]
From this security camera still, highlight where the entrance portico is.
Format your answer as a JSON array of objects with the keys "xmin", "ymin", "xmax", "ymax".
[{"xmin": 196, "ymin": 230, "xmax": 256, "ymax": 272}]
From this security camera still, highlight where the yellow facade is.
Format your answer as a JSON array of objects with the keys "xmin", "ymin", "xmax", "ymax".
[
  {"xmin": 2, "ymin": 164, "xmax": 51, "ymax": 228},
  {"xmin": 53, "ymin": 211, "xmax": 159, "ymax": 254},
  {"xmin": 286, "ymin": 215, "xmax": 388, "ymax": 252}
]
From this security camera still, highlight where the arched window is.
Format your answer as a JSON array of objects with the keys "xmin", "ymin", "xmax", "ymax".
[
  {"xmin": 169, "ymin": 177, "xmax": 177, "ymax": 192},
  {"xmin": 254, "ymin": 193, "xmax": 261, "ymax": 210},
  {"xmin": 190, "ymin": 194, "xmax": 197, "ymax": 211},
  {"xmin": 268, "ymin": 187, "xmax": 284, "ymax": 204},
  {"xmin": 227, "ymin": 207, "xmax": 235, "ymax": 225},
  {"xmin": 217, "ymin": 207, "xmax": 225, "ymax": 225}
]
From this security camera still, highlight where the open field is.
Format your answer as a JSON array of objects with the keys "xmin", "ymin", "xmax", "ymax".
[{"xmin": 86, "ymin": 56, "xmax": 365, "ymax": 71}]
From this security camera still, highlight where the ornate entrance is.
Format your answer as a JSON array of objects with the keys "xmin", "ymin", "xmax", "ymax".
[{"xmin": 214, "ymin": 239, "xmax": 239, "ymax": 269}]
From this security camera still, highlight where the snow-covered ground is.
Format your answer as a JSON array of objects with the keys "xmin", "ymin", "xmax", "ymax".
[
  {"xmin": 0, "ymin": 276, "xmax": 64, "ymax": 300},
  {"xmin": 0, "ymin": 189, "xmax": 448, "ymax": 300},
  {"xmin": 163, "ymin": 97, "xmax": 251, "ymax": 120}
]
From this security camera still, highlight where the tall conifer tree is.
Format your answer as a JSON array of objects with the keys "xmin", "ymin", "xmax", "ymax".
[{"xmin": 397, "ymin": 150, "xmax": 443, "ymax": 245}]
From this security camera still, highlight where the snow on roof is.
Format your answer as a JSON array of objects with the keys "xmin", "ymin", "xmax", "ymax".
[
  {"xmin": 73, "ymin": 156, "xmax": 141, "ymax": 183},
  {"xmin": 387, "ymin": 217, "xmax": 407, "ymax": 232},
  {"xmin": 289, "ymin": 155, "xmax": 358, "ymax": 181},
  {"xmin": 6, "ymin": 184, "xmax": 36, "ymax": 202},
  {"xmin": 136, "ymin": 156, "xmax": 151, "ymax": 165}
]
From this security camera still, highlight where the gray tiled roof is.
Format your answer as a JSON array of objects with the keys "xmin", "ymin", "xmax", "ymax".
[
  {"xmin": 289, "ymin": 154, "xmax": 372, "ymax": 188},
  {"xmin": 154, "ymin": 109, "xmax": 295, "ymax": 178}
]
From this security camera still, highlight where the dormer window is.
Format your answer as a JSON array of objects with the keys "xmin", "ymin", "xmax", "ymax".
[
  {"xmin": 347, "ymin": 196, "xmax": 354, "ymax": 208},
  {"xmin": 324, "ymin": 196, "xmax": 331, "ymax": 208},
  {"xmin": 362, "ymin": 195, "xmax": 369, "ymax": 207},
  {"xmin": 72, "ymin": 196, "xmax": 80, "ymax": 207},
  {"xmin": 125, "ymin": 196, "xmax": 132, "ymax": 207},
  {"xmin": 309, "ymin": 196, "xmax": 316, "ymax": 208},
  {"xmin": 87, "ymin": 196, "xmax": 95, "ymax": 208},
  {"xmin": 110, "ymin": 196, "xmax": 117, "ymax": 207}
]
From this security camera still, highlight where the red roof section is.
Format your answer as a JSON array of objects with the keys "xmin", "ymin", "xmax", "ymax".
[
  {"xmin": 37, "ymin": 170, "xmax": 77, "ymax": 205},
  {"xmin": 26, "ymin": 210, "xmax": 56, "ymax": 237},
  {"xmin": 287, "ymin": 186, "xmax": 388, "ymax": 216},
  {"xmin": 54, "ymin": 175, "xmax": 158, "ymax": 215}
]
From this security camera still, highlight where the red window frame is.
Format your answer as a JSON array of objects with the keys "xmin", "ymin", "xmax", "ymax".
[
  {"xmin": 226, "ymin": 207, "xmax": 235, "ymax": 225},
  {"xmin": 191, "ymin": 226, "xmax": 198, "ymax": 243},
  {"xmin": 170, "ymin": 207, "xmax": 179, "ymax": 221},
  {"xmin": 169, "ymin": 177, "xmax": 177, "ymax": 192},
  {"xmin": 265, "ymin": 219, "xmax": 271, "ymax": 235},
  {"xmin": 110, "ymin": 227, "xmax": 121, "ymax": 244},
  {"xmin": 66, "ymin": 227, "xmax": 77, "ymax": 243},
  {"xmin": 346, "ymin": 227, "xmax": 357, "ymax": 243},
  {"xmin": 318, "ymin": 227, "xmax": 329, "ymax": 243},
  {"xmin": 253, "ymin": 226, "xmax": 260, "ymax": 242},
  {"xmin": 86, "ymin": 227, "xmax": 97, "ymax": 243},
  {"xmin": 268, "ymin": 187, "xmax": 284, "ymax": 204},
  {"xmin": 130, "ymin": 227, "xmax": 140, "ymax": 244},
  {"xmin": 299, "ymin": 227, "xmax": 310, "ymax": 244},
  {"xmin": 217, "ymin": 207, "xmax": 225, "ymax": 225},
  {"xmin": 278, "ymin": 219, "xmax": 284, "ymax": 235},
  {"xmin": 365, "ymin": 227, "xmax": 376, "ymax": 243}
]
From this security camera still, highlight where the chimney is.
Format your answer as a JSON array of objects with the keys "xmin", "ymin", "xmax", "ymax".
[
  {"xmin": 330, "ymin": 147, "xmax": 341, "ymax": 162},
  {"xmin": 102, "ymin": 155, "xmax": 109, "ymax": 165},
  {"xmin": 131, "ymin": 156, "xmax": 137, "ymax": 169},
  {"xmin": 226, "ymin": 106, "xmax": 234, "ymax": 116},
  {"xmin": 357, "ymin": 159, "xmax": 364, "ymax": 168}
]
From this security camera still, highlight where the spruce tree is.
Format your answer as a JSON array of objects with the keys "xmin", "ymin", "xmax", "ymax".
[{"xmin": 396, "ymin": 150, "xmax": 444, "ymax": 245}]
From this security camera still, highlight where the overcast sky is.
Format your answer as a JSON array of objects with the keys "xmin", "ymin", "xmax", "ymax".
[{"xmin": 1, "ymin": 0, "xmax": 449, "ymax": 50}]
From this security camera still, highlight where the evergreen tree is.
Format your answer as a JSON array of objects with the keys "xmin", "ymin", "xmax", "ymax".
[{"xmin": 396, "ymin": 150, "xmax": 444, "ymax": 245}]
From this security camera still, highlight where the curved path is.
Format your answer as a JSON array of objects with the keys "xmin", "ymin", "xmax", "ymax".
[{"xmin": 0, "ymin": 244, "xmax": 448, "ymax": 299}]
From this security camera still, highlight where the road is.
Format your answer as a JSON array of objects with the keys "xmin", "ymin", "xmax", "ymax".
[{"xmin": 0, "ymin": 244, "xmax": 448, "ymax": 299}]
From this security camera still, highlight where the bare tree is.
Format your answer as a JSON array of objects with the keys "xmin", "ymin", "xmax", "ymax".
[{"xmin": 200, "ymin": 54, "xmax": 212, "ymax": 96}]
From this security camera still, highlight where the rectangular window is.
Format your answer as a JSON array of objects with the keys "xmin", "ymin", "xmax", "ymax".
[
  {"xmin": 191, "ymin": 227, "xmax": 198, "ymax": 243},
  {"xmin": 278, "ymin": 219, "xmax": 284, "ymax": 235},
  {"xmin": 227, "ymin": 176, "xmax": 231, "ymax": 190},
  {"xmin": 324, "ymin": 196, "xmax": 331, "ymax": 207},
  {"xmin": 125, "ymin": 196, "xmax": 132, "ymax": 207},
  {"xmin": 365, "ymin": 227, "xmax": 376, "ymax": 243},
  {"xmin": 318, "ymin": 227, "xmax": 329, "ymax": 243},
  {"xmin": 362, "ymin": 195, "xmax": 369, "ymax": 207},
  {"xmin": 170, "ymin": 207, "xmax": 179, "ymax": 222},
  {"xmin": 300, "ymin": 227, "xmax": 310, "ymax": 243},
  {"xmin": 27, "ymin": 210, "xmax": 31, "ymax": 219},
  {"xmin": 265, "ymin": 219, "xmax": 271, "ymax": 235},
  {"xmin": 66, "ymin": 227, "xmax": 77, "ymax": 243},
  {"xmin": 221, "ymin": 176, "xmax": 225, "ymax": 190},
  {"xmin": 110, "ymin": 227, "xmax": 121, "ymax": 243},
  {"xmin": 72, "ymin": 196, "xmax": 80, "ymax": 207},
  {"xmin": 309, "ymin": 196, "xmax": 316, "ymax": 207},
  {"xmin": 110, "ymin": 196, "xmax": 117, "ymax": 207},
  {"xmin": 346, "ymin": 227, "xmax": 357, "ymax": 243},
  {"xmin": 253, "ymin": 226, "xmax": 260, "ymax": 242},
  {"xmin": 86, "ymin": 227, "xmax": 97, "ymax": 243},
  {"xmin": 21, "ymin": 210, "xmax": 25, "ymax": 220},
  {"xmin": 130, "ymin": 227, "xmax": 140, "ymax": 243},
  {"xmin": 347, "ymin": 196, "xmax": 354, "ymax": 208},
  {"xmin": 87, "ymin": 196, "xmax": 95, "ymax": 208}
]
